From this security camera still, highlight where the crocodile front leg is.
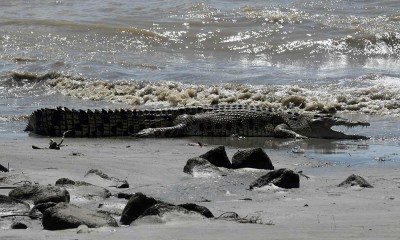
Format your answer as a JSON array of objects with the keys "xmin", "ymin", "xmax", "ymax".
[{"xmin": 273, "ymin": 124, "xmax": 308, "ymax": 139}]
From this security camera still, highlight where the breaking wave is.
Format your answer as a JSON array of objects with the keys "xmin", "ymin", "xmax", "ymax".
[
  {"xmin": 0, "ymin": 115, "xmax": 28, "ymax": 122},
  {"xmin": 9, "ymin": 72, "xmax": 400, "ymax": 116}
]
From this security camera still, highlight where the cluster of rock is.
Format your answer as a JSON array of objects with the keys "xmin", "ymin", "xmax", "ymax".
[
  {"xmin": 183, "ymin": 145, "xmax": 374, "ymax": 191},
  {"xmin": 183, "ymin": 146, "xmax": 300, "ymax": 189},
  {"xmin": 1, "ymin": 187, "xmax": 214, "ymax": 230},
  {"xmin": 0, "ymin": 169, "xmax": 124, "ymax": 230},
  {"xmin": 0, "ymin": 168, "xmax": 215, "ymax": 231},
  {"xmin": 0, "ymin": 146, "xmax": 374, "ymax": 231}
]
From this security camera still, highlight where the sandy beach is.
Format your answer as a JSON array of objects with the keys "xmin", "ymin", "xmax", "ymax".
[
  {"xmin": 2, "ymin": 0, "xmax": 400, "ymax": 239},
  {"xmin": 1, "ymin": 136, "xmax": 400, "ymax": 239}
]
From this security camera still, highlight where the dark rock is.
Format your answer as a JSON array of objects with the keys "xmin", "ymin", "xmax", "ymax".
[
  {"xmin": 140, "ymin": 203, "xmax": 189, "ymax": 217},
  {"xmin": 183, "ymin": 157, "xmax": 223, "ymax": 177},
  {"xmin": 199, "ymin": 146, "xmax": 231, "ymax": 168},
  {"xmin": 239, "ymin": 198, "xmax": 252, "ymax": 201},
  {"xmin": 250, "ymin": 168, "xmax": 300, "ymax": 189},
  {"xmin": 55, "ymin": 178, "xmax": 75, "ymax": 185},
  {"xmin": 9, "ymin": 185, "xmax": 70, "ymax": 205},
  {"xmin": 136, "ymin": 203, "xmax": 207, "ymax": 224},
  {"xmin": 231, "ymin": 148, "xmax": 274, "ymax": 170},
  {"xmin": 338, "ymin": 174, "xmax": 373, "ymax": 188},
  {"xmin": 0, "ymin": 163, "xmax": 8, "ymax": 172},
  {"xmin": 29, "ymin": 202, "xmax": 57, "ymax": 217},
  {"xmin": 199, "ymin": 198, "xmax": 211, "ymax": 202},
  {"xmin": 117, "ymin": 192, "xmax": 134, "ymax": 199},
  {"xmin": 42, "ymin": 202, "xmax": 118, "ymax": 230},
  {"xmin": 11, "ymin": 221, "xmax": 28, "ymax": 229},
  {"xmin": 178, "ymin": 203, "xmax": 214, "ymax": 218},
  {"xmin": 116, "ymin": 180, "xmax": 129, "ymax": 188},
  {"xmin": 0, "ymin": 194, "xmax": 30, "ymax": 217},
  {"xmin": 120, "ymin": 192, "xmax": 159, "ymax": 225}
]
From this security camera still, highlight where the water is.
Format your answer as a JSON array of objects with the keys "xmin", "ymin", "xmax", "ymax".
[{"xmin": 1, "ymin": 0, "xmax": 400, "ymax": 164}]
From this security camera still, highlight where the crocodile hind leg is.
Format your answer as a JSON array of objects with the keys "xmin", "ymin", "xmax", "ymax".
[
  {"xmin": 134, "ymin": 114, "xmax": 194, "ymax": 137},
  {"xmin": 133, "ymin": 123, "xmax": 189, "ymax": 137}
]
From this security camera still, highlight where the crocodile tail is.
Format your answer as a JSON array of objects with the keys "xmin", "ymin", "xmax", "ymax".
[
  {"xmin": 24, "ymin": 110, "xmax": 39, "ymax": 133},
  {"xmin": 24, "ymin": 117, "xmax": 34, "ymax": 132}
]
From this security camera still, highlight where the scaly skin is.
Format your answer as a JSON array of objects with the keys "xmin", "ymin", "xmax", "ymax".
[{"xmin": 25, "ymin": 105, "xmax": 370, "ymax": 139}]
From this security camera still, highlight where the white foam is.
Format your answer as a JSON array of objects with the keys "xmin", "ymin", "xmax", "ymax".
[{"xmin": 45, "ymin": 73, "xmax": 400, "ymax": 116}]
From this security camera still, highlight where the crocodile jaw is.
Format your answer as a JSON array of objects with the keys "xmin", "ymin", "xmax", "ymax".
[
  {"xmin": 308, "ymin": 127, "xmax": 369, "ymax": 139},
  {"xmin": 307, "ymin": 116, "xmax": 370, "ymax": 139}
]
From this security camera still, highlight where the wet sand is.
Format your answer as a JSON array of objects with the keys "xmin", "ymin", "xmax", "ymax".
[{"xmin": 1, "ymin": 136, "xmax": 400, "ymax": 239}]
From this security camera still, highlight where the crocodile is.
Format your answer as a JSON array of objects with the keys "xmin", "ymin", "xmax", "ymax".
[{"xmin": 24, "ymin": 105, "xmax": 370, "ymax": 139}]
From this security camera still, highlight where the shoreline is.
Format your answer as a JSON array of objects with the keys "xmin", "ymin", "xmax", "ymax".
[{"xmin": 1, "ymin": 137, "xmax": 400, "ymax": 239}]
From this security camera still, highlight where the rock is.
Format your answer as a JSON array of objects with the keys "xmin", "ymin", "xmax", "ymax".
[
  {"xmin": 42, "ymin": 202, "xmax": 118, "ymax": 230},
  {"xmin": 216, "ymin": 211, "xmax": 239, "ymax": 220},
  {"xmin": 214, "ymin": 211, "xmax": 263, "ymax": 224},
  {"xmin": 0, "ymin": 194, "xmax": 30, "ymax": 217},
  {"xmin": 84, "ymin": 169, "xmax": 129, "ymax": 188},
  {"xmin": 9, "ymin": 184, "xmax": 70, "ymax": 205},
  {"xmin": 140, "ymin": 203, "xmax": 188, "ymax": 217},
  {"xmin": 183, "ymin": 157, "xmax": 223, "ymax": 177},
  {"xmin": 11, "ymin": 221, "xmax": 28, "ymax": 229},
  {"xmin": 29, "ymin": 202, "xmax": 57, "ymax": 217},
  {"xmin": 231, "ymin": 148, "xmax": 274, "ymax": 170},
  {"xmin": 0, "ymin": 163, "xmax": 8, "ymax": 172},
  {"xmin": 117, "ymin": 192, "xmax": 134, "ymax": 199},
  {"xmin": 116, "ymin": 180, "xmax": 129, "ymax": 188},
  {"xmin": 56, "ymin": 180, "xmax": 111, "ymax": 202},
  {"xmin": 178, "ymin": 203, "xmax": 214, "ymax": 218},
  {"xmin": 76, "ymin": 224, "xmax": 91, "ymax": 234},
  {"xmin": 56, "ymin": 179, "xmax": 92, "ymax": 187},
  {"xmin": 120, "ymin": 192, "xmax": 159, "ymax": 225},
  {"xmin": 55, "ymin": 178, "xmax": 75, "ymax": 185},
  {"xmin": 249, "ymin": 168, "xmax": 300, "ymax": 189},
  {"xmin": 85, "ymin": 169, "xmax": 110, "ymax": 179},
  {"xmin": 137, "ymin": 203, "xmax": 204, "ymax": 224},
  {"xmin": 338, "ymin": 174, "xmax": 373, "ymax": 188},
  {"xmin": 199, "ymin": 146, "xmax": 231, "ymax": 168}
]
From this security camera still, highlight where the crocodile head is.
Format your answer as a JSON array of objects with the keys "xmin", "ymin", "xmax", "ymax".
[{"xmin": 292, "ymin": 114, "xmax": 370, "ymax": 139}]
